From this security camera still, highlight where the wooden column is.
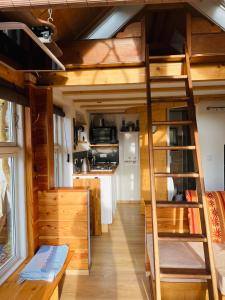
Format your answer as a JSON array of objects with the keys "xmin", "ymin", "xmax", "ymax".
[
  {"xmin": 25, "ymin": 85, "xmax": 54, "ymax": 255},
  {"xmin": 29, "ymin": 85, "xmax": 54, "ymax": 190}
]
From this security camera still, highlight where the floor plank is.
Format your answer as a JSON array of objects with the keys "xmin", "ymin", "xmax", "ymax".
[{"xmin": 60, "ymin": 203, "xmax": 150, "ymax": 300}]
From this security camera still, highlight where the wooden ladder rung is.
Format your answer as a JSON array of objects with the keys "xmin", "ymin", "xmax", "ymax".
[
  {"xmin": 151, "ymin": 96, "xmax": 190, "ymax": 103},
  {"xmin": 150, "ymin": 75, "xmax": 188, "ymax": 81},
  {"xmin": 158, "ymin": 233, "xmax": 207, "ymax": 242},
  {"xmin": 152, "ymin": 120, "xmax": 192, "ymax": 126},
  {"xmin": 153, "ymin": 146, "xmax": 196, "ymax": 150},
  {"xmin": 156, "ymin": 201, "xmax": 203, "ymax": 208},
  {"xmin": 149, "ymin": 54, "xmax": 185, "ymax": 63},
  {"xmin": 154, "ymin": 172, "xmax": 199, "ymax": 178},
  {"xmin": 160, "ymin": 268, "xmax": 211, "ymax": 280}
]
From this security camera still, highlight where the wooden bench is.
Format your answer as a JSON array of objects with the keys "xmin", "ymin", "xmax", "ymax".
[{"xmin": 0, "ymin": 251, "xmax": 73, "ymax": 300}]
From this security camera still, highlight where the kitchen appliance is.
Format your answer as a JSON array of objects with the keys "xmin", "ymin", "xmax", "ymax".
[
  {"xmin": 89, "ymin": 126, "xmax": 118, "ymax": 144},
  {"xmin": 81, "ymin": 157, "xmax": 90, "ymax": 173}
]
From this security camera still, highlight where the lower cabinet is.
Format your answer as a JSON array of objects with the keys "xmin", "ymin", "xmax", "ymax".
[
  {"xmin": 73, "ymin": 177, "xmax": 102, "ymax": 236},
  {"xmin": 38, "ymin": 188, "xmax": 91, "ymax": 272},
  {"xmin": 73, "ymin": 174, "xmax": 117, "ymax": 229}
]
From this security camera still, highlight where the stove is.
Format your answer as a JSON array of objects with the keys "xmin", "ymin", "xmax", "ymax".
[{"xmin": 90, "ymin": 163, "xmax": 117, "ymax": 171}]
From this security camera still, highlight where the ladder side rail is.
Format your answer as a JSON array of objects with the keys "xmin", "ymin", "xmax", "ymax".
[
  {"xmin": 145, "ymin": 43, "xmax": 161, "ymax": 300},
  {"xmin": 185, "ymin": 47, "xmax": 219, "ymax": 300}
]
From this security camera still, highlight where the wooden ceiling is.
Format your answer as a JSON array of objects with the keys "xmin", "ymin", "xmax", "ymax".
[
  {"xmin": 53, "ymin": 81, "xmax": 225, "ymax": 114},
  {"xmin": 30, "ymin": 7, "xmax": 111, "ymax": 43}
]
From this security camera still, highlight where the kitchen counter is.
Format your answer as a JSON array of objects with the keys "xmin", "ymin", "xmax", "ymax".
[
  {"xmin": 73, "ymin": 166, "xmax": 118, "ymax": 176},
  {"xmin": 73, "ymin": 167, "xmax": 118, "ymax": 228}
]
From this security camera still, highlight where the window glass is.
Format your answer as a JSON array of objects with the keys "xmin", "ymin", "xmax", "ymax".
[
  {"xmin": 0, "ymin": 100, "xmax": 26, "ymax": 284},
  {"xmin": 0, "ymin": 99, "xmax": 15, "ymax": 143},
  {"xmin": 0, "ymin": 157, "xmax": 15, "ymax": 267}
]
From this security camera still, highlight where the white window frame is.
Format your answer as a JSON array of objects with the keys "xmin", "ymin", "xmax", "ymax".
[
  {"xmin": 53, "ymin": 114, "xmax": 64, "ymax": 187},
  {"xmin": 0, "ymin": 102, "xmax": 17, "ymax": 147},
  {"xmin": 0, "ymin": 103, "xmax": 26, "ymax": 284}
]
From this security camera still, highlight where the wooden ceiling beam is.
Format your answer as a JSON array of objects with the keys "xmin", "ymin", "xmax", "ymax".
[
  {"xmin": 80, "ymin": 103, "xmax": 144, "ymax": 108},
  {"xmin": 39, "ymin": 63, "xmax": 225, "ymax": 86},
  {"xmin": 0, "ymin": 63, "xmax": 24, "ymax": 88},
  {"xmin": 68, "ymin": 85, "xmax": 225, "ymax": 101},
  {"xmin": 73, "ymin": 98, "xmax": 146, "ymax": 103}
]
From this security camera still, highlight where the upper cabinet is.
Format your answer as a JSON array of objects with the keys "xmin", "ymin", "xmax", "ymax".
[{"xmin": 121, "ymin": 132, "xmax": 139, "ymax": 163}]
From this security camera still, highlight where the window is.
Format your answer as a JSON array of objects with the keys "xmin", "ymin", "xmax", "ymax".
[
  {"xmin": 220, "ymin": 0, "xmax": 225, "ymax": 9},
  {"xmin": 0, "ymin": 99, "xmax": 26, "ymax": 284},
  {"xmin": 53, "ymin": 114, "xmax": 64, "ymax": 187}
]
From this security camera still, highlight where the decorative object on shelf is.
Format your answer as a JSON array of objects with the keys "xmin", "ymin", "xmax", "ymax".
[
  {"xmin": 121, "ymin": 120, "xmax": 126, "ymax": 132},
  {"xmin": 120, "ymin": 120, "xmax": 140, "ymax": 132},
  {"xmin": 135, "ymin": 120, "xmax": 140, "ymax": 132}
]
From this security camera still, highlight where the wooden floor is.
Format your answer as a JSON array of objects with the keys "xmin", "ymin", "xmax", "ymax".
[{"xmin": 60, "ymin": 203, "xmax": 150, "ymax": 300}]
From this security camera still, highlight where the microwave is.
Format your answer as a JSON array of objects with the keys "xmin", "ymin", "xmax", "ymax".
[{"xmin": 90, "ymin": 126, "xmax": 118, "ymax": 144}]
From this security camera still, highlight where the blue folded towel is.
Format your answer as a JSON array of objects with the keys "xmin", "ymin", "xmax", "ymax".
[{"xmin": 19, "ymin": 245, "xmax": 69, "ymax": 283}]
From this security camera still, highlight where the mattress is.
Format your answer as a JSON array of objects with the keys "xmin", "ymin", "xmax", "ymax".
[{"xmin": 146, "ymin": 234, "xmax": 225, "ymax": 294}]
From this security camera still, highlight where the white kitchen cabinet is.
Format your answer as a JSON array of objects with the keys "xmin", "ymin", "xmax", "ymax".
[
  {"xmin": 73, "ymin": 174, "xmax": 116, "ymax": 225},
  {"xmin": 100, "ymin": 175, "xmax": 113, "ymax": 224},
  {"xmin": 122, "ymin": 132, "xmax": 139, "ymax": 163}
]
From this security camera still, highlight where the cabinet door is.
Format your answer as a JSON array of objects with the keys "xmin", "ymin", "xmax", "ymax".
[
  {"xmin": 100, "ymin": 176, "xmax": 113, "ymax": 224},
  {"xmin": 123, "ymin": 132, "xmax": 139, "ymax": 163},
  {"xmin": 73, "ymin": 178, "xmax": 101, "ymax": 236}
]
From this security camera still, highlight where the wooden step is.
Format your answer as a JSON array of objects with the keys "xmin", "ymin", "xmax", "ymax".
[
  {"xmin": 149, "ymin": 55, "xmax": 185, "ymax": 63},
  {"xmin": 153, "ymin": 146, "xmax": 196, "ymax": 151},
  {"xmin": 156, "ymin": 201, "xmax": 203, "ymax": 208},
  {"xmin": 150, "ymin": 75, "xmax": 188, "ymax": 81},
  {"xmin": 158, "ymin": 233, "xmax": 207, "ymax": 242},
  {"xmin": 154, "ymin": 172, "xmax": 199, "ymax": 178},
  {"xmin": 151, "ymin": 96, "xmax": 190, "ymax": 103},
  {"xmin": 160, "ymin": 268, "xmax": 211, "ymax": 280},
  {"xmin": 152, "ymin": 120, "xmax": 192, "ymax": 126}
]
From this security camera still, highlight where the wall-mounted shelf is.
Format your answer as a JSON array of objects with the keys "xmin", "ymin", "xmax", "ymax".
[{"xmin": 90, "ymin": 144, "xmax": 119, "ymax": 148}]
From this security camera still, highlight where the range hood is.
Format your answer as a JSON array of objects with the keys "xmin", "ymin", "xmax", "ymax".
[{"xmin": 0, "ymin": 22, "xmax": 65, "ymax": 71}]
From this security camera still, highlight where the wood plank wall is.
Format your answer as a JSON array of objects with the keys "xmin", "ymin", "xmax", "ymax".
[
  {"xmin": 25, "ymin": 85, "xmax": 54, "ymax": 255},
  {"xmin": 145, "ymin": 205, "xmax": 189, "ymax": 234},
  {"xmin": 191, "ymin": 16, "xmax": 225, "ymax": 55},
  {"xmin": 130, "ymin": 103, "xmax": 186, "ymax": 214},
  {"xmin": 38, "ymin": 189, "xmax": 90, "ymax": 271}
]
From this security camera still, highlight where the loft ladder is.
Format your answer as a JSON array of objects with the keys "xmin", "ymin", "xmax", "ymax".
[{"xmin": 145, "ymin": 46, "xmax": 219, "ymax": 300}]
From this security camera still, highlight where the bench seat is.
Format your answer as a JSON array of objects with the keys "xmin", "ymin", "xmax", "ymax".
[{"xmin": 0, "ymin": 251, "xmax": 73, "ymax": 300}]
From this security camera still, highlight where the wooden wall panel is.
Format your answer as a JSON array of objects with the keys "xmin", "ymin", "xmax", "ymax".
[
  {"xmin": 191, "ymin": 16, "xmax": 225, "ymax": 55},
  {"xmin": 38, "ymin": 189, "xmax": 90, "ymax": 271},
  {"xmin": 25, "ymin": 86, "xmax": 54, "ymax": 255},
  {"xmin": 145, "ymin": 205, "xmax": 189, "ymax": 234},
  {"xmin": 62, "ymin": 37, "xmax": 143, "ymax": 67},
  {"xmin": 29, "ymin": 86, "xmax": 54, "ymax": 190},
  {"xmin": 139, "ymin": 109, "xmax": 151, "ymax": 214},
  {"xmin": 25, "ymin": 99, "xmax": 39, "ymax": 255},
  {"xmin": 138, "ymin": 103, "xmax": 184, "ymax": 214}
]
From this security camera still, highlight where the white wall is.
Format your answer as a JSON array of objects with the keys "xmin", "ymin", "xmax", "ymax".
[{"xmin": 197, "ymin": 100, "xmax": 225, "ymax": 191}]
